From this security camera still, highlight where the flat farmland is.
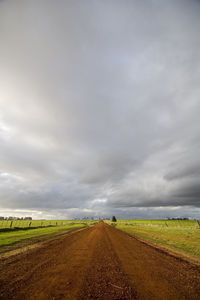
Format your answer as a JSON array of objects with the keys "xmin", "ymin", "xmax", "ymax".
[{"xmin": 0, "ymin": 221, "xmax": 200, "ymax": 299}]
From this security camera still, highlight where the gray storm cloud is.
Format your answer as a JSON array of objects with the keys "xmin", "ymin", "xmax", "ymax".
[{"xmin": 0, "ymin": 0, "xmax": 200, "ymax": 219}]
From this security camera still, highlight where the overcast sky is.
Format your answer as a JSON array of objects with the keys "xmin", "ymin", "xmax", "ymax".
[{"xmin": 0, "ymin": 0, "xmax": 200, "ymax": 219}]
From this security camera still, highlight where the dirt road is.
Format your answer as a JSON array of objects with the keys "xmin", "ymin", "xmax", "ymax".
[{"xmin": 0, "ymin": 222, "xmax": 200, "ymax": 300}]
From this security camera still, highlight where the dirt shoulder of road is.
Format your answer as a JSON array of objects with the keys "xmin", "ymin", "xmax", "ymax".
[{"xmin": 116, "ymin": 226, "xmax": 200, "ymax": 267}]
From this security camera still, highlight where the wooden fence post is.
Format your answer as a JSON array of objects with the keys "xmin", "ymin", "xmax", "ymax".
[{"xmin": 196, "ymin": 220, "xmax": 200, "ymax": 228}]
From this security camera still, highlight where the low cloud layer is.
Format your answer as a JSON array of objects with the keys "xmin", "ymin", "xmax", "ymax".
[{"xmin": 0, "ymin": 0, "xmax": 200, "ymax": 219}]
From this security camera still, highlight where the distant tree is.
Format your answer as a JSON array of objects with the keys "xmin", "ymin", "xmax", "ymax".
[{"xmin": 111, "ymin": 216, "xmax": 117, "ymax": 222}]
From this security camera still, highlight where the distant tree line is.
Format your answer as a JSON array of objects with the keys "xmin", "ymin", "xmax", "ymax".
[{"xmin": 167, "ymin": 217, "xmax": 189, "ymax": 220}]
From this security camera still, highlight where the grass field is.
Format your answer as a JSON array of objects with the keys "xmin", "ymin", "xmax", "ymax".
[
  {"xmin": 0, "ymin": 219, "xmax": 93, "ymax": 229},
  {"xmin": 106, "ymin": 219, "xmax": 200, "ymax": 260},
  {"xmin": 0, "ymin": 220, "xmax": 96, "ymax": 249}
]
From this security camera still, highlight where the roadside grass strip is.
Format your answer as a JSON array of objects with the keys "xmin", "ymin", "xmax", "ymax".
[
  {"xmin": 105, "ymin": 219, "xmax": 200, "ymax": 260},
  {"xmin": 0, "ymin": 221, "xmax": 97, "ymax": 248}
]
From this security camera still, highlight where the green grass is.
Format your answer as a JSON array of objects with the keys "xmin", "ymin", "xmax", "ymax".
[
  {"xmin": 0, "ymin": 219, "xmax": 94, "ymax": 229},
  {"xmin": 105, "ymin": 219, "xmax": 200, "ymax": 260},
  {"xmin": 0, "ymin": 220, "xmax": 97, "ymax": 248}
]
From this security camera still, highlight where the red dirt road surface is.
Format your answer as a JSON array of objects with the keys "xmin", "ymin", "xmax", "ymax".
[{"xmin": 0, "ymin": 222, "xmax": 200, "ymax": 300}]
